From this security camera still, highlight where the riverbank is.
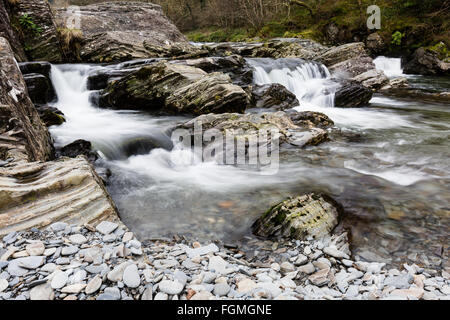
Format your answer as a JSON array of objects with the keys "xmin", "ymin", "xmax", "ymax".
[{"xmin": 1, "ymin": 219, "xmax": 449, "ymax": 300}]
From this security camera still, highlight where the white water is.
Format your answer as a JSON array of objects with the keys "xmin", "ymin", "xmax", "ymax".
[
  {"xmin": 373, "ymin": 56, "xmax": 404, "ymax": 78},
  {"xmin": 49, "ymin": 65, "xmax": 174, "ymax": 159}
]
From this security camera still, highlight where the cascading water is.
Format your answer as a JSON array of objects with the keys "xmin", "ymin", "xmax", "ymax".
[
  {"xmin": 373, "ymin": 56, "xmax": 404, "ymax": 78},
  {"xmin": 49, "ymin": 64, "xmax": 175, "ymax": 160},
  {"xmin": 247, "ymin": 58, "xmax": 337, "ymax": 108}
]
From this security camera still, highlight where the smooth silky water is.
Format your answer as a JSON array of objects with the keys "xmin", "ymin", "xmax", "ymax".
[{"xmin": 48, "ymin": 57, "xmax": 449, "ymax": 267}]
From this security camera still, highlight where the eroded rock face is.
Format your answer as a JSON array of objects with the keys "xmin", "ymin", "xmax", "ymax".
[
  {"xmin": 54, "ymin": 2, "xmax": 201, "ymax": 63},
  {"xmin": 11, "ymin": 0, "xmax": 64, "ymax": 62},
  {"xmin": 334, "ymin": 81, "xmax": 373, "ymax": 108},
  {"xmin": 403, "ymin": 47, "xmax": 450, "ymax": 76},
  {"xmin": 99, "ymin": 62, "xmax": 249, "ymax": 115},
  {"xmin": 0, "ymin": 0, "xmax": 27, "ymax": 62},
  {"xmin": 0, "ymin": 37, "xmax": 54, "ymax": 162},
  {"xmin": 252, "ymin": 193, "xmax": 341, "ymax": 239},
  {"xmin": 251, "ymin": 84, "xmax": 299, "ymax": 111},
  {"xmin": 0, "ymin": 156, "xmax": 119, "ymax": 236}
]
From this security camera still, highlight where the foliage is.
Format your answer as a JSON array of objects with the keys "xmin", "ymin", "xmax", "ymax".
[
  {"xmin": 391, "ymin": 31, "xmax": 404, "ymax": 46},
  {"xmin": 19, "ymin": 14, "xmax": 42, "ymax": 35}
]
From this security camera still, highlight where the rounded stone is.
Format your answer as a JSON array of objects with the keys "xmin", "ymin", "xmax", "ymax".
[
  {"xmin": 158, "ymin": 280, "xmax": 184, "ymax": 295},
  {"xmin": 85, "ymin": 275, "xmax": 102, "ymax": 295},
  {"xmin": 123, "ymin": 264, "xmax": 140, "ymax": 288},
  {"xmin": 51, "ymin": 271, "xmax": 68, "ymax": 289}
]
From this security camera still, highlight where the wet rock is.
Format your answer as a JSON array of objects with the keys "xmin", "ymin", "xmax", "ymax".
[
  {"xmin": 99, "ymin": 62, "xmax": 249, "ymax": 115},
  {"xmin": 23, "ymin": 73, "xmax": 56, "ymax": 104},
  {"xmin": 252, "ymin": 193, "xmax": 341, "ymax": 239},
  {"xmin": 288, "ymin": 111, "xmax": 334, "ymax": 129},
  {"xmin": 404, "ymin": 47, "xmax": 450, "ymax": 76},
  {"xmin": 34, "ymin": 105, "xmax": 66, "ymax": 127},
  {"xmin": 250, "ymin": 83, "xmax": 299, "ymax": 110},
  {"xmin": 334, "ymin": 80, "xmax": 373, "ymax": 108},
  {"xmin": 57, "ymin": 140, "xmax": 98, "ymax": 163}
]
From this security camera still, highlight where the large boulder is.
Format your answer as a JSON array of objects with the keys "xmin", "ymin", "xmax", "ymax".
[
  {"xmin": 99, "ymin": 61, "xmax": 249, "ymax": 115},
  {"xmin": 252, "ymin": 193, "xmax": 341, "ymax": 239},
  {"xmin": 403, "ymin": 47, "xmax": 450, "ymax": 76},
  {"xmin": 0, "ymin": 156, "xmax": 119, "ymax": 236},
  {"xmin": 0, "ymin": 0, "xmax": 27, "ymax": 61},
  {"xmin": 10, "ymin": 0, "xmax": 64, "ymax": 62},
  {"xmin": 176, "ymin": 111, "xmax": 329, "ymax": 150},
  {"xmin": 365, "ymin": 32, "xmax": 386, "ymax": 55},
  {"xmin": 23, "ymin": 73, "xmax": 56, "ymax": 104},
  {"xmin": 334, "ymin": 80, "xmax": 373, "ymax": 108},
  {"xmin": 250, "ymin": 83, "xmax": 299, "ymax": 111},
  {"xmin": 0, "ymin": 37, "xmax": 54, "ymax": 162},
  {"xmin": 54, "ymin": 2, "xmax": 202, "ymax": 63}
]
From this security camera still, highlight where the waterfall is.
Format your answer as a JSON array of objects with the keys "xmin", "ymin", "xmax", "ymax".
[
  {"xmin": 49, "ymin": 64, "xmax": 174, "ymax": 160},
  {"xmin": 246, "ymin": 58, "xmax": 337, "ymax": 108},
  {"xmin": 373, "ymin": 56, "xmax": 404, "ymax": 78}
]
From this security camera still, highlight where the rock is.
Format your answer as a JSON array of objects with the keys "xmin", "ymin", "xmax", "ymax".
[
  {"xmin": 288, "ymin": 111, "xmax": 334, "ymax": 129},
  {"xmin": 69, "ymin": 234, "xmax": 88, "ymax": 245},
  {"xmin": 0, "ymin": 278, "xmax": 8, "ymax": 292},
  {"xmin": 18, "ymin": 62, "xmax": 52, "ymax": 79},
  {"xmin": 252, "ymin": 193, "xmax": 341, "ymax": 239},
  {"xmin": 25, "ymin": 242, "xmax": 45, "ymax": 256},
  {"xmin": 280, "ymin": 261, "xmax": 295, "ymax": 274},
  {"xmin": 208, "ymin": 256, "xmax": 229, "ymax": 275},
  {"xmin": 334, "ymin": 80, "xmax": 373, "ymax": 108},
  {"xmin": 99, "ymin": 62, "xmax": 249, "ymax": 115},
  {"xmin": 251, "ymin": 83, "xmax": 299, "ymax": 110},
  {"xmin": 122, "ymin": 232, "xmax": 134, "ymax": 243},
  {"xmin": 365, "ymin": 33, "xmax": 386, "ymax": 55},
  {"xmin": 184, "ymin": 243, "xmax": 219, "ymax": 258},
  {"xmin": 72, "ymin": 270, "xmax": 87, "ymax": 283},
  {"xmin": 95, "ymin": 221, "xmax": 118, "ymax": 235},
  {"xmin": 51, "ymin": 271, "xmax": 68, "ymax": 289},
  {"xmin": 0, "ymin": 37, "xmax": 54, "ymax": 163},
  {"xmin": 23, "ymin": 73, "xmax": 56, "ymax": 104},
  {"xmin": 404, "ymin": 47, "xmax": 450, "ymax": 76},
  {"xmin": 0, "ymin": 0, "xmax": 27, "ymax": 61},
  {"xmin": 256, "ymin": 282, "xmax": 282, "ymax": 298},
  {"xmin": 10, "ymin": 0, "xmax": 64, "ymax": 62},
  {"xmin": 308, "ymin": 268, "xmax": 331, "ymax": 287},
  {"xmin": 123, "ymin": 264, "xmax": 140, "ymax": 288},
  {"xmin": 61, "ymin": 246, "xmax": 79, "ymax": 256},
  {"xmin": 390, "ymin": 287, "xmax": 425, "ymax": 299},
  {"xmin": 190, "ymin": 290, "xmax": 214, "ymax": 300},
  {"xmin": 159, "ymin": 280, "xmax": 184, "ymax": 295},
  {"xmin": 142, "ymin": 286, "xmax": 153, "ymax": 300},
  {"xmin": 0, "ymin": 156, "xmax": 119, "ymax": 236},
  {"xmin": 177, "ymin": 111, "xmax": 328, "ymax": 153},
  {"xmin": 57, "ymin": 140, "xmax": 98, "ymax": 163},
  {"xmin": 294, "ymin": 254, "xmax": 308, "ymax": 266},
  {"xmin": 85, "ymin": 275, "xmax": 102, "ymax": 295},
  {"xmin": 323, "ymin": 246, "xmax": 350, "ymax": 260},
  {"xmin": 384, "ymin": 274, "xmax": 414, "ymax": 289},
  {"xmin": 15, "ymin": 256, "xmax": 45, "ymax": 269},
  {"xmin": 154, "ymin": 292, "xmax": 169, "ymax": 300},
  {"xmin": 61, "ymin": 283, "xmax": 86, "ymax": 294},
  {"xmin": 351, "ymin": 69, "xmax": 389, "ymax": 90},
  {"xmin": 237, "ymin": 278, "xmax": 257, "ymax": 293},
  {"xmin": 318, "ymin": 43, "xmax": 368, "ymax": 67},
  {"xmin": 108, "ymin": 261, "xmax": 133, "ymax": 282},
  {"xmin": 49, "ymin": 222, "xmax": 68, "ymax": 232},
  {"xmin": 30, "ymin": 283, "xmax": 54, "ymax": 300},
  {"xmin": 213, "ymin": 283, "xmax": 230, "ymax": 296},
  {"xmin": 54, "ymin": 2, "xmax": 196, "ymax": 63},
  {"xmin": 34, "ymin": 104, "xmax": 66, "ymax": 127}
]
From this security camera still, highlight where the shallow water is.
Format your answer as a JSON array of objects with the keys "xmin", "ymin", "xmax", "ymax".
[{"xmin": 49, "ymin": 57, "xmax": 449, "ymax": 268}]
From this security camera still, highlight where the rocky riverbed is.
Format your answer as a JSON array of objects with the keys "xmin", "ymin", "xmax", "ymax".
[{"xmin": 1, "ymin": 219, "xmax": 448, "ymax": 300}]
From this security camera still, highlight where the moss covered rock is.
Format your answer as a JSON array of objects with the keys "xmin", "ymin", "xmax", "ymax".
[{"xmin": 252, "ymin": 193, "xmax": 341, "ymax": 240}]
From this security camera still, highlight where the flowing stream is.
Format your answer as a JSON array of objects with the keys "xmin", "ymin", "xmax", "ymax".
[{"xmin": 49, "ymin": 57, "xmax": 449, "ymax": 267}]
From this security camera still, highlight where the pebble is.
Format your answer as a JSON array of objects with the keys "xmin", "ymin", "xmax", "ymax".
[
  {"xmin": 68, "ymin": 234, "xmax": 87, "ymax": 245},
  {"xmin": 280, "ymin": 261, "xmax": 295, "ymax": 274},
  {"xmin": 154, "ymin": 292, "xmax": 168, "ymax": 300},
  {"xmin": 85, "ymin": 275, "xmax": 102, "ymax": 295},
  {"xmin": 61, "ymin": 246, "xmax": 79, "ymax": 256},
  {"xmin": 25, "ymin": 242, "xmax": 45, "ymax": 256},
  {"xmin": 51, "ymin": 271, "xmax": 68, "ymax": 289},
  {"xmin": 123, "ymin": 264, "xmax": 140, "ymax": 288},
  {"xmin": 0, "ymin": 279, "xmax": 8, "ymax": 292},
  {"xmin": 158, "ymin": 280, "xmax": 184, "ymax": 295},
  {"xmin": 30, "ymin": 283, "xmax": 54, "ymax": 300},
  {"xmin": 96, "ymin": 221, "xmax": 118, "ymax": 235},
  {"xmin": 213, "ymin": 283, "xmax": 230, "ymax": 296}
]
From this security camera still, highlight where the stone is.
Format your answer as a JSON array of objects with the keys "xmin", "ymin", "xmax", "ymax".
[
  {"xmin": 384, "ymin": 274, "xmax": 414, "ymax": 289},
  {"xmin": 404, "ymin": 47, "xmax": 449, "ymax": 76},
  {"xmin": 15, "ymin": 256, "xmax": 46, "ymax": 270},
  {"xmin": 237, "ymin": 278, "xmax": 257, "ymax": 293},
  {"xmin": 323, "ymin": 246, "xmax": 350, "ymax": 259},
  {"xmin": 184, "ymin": 243, "xmax": 219, "ymax": 258},
  {"xmin": 280, "ymin": 262, "xmax": 295, "ymax": 274},
  {"xmin": 190, "ymin": 291, "xmax": 214, "ymax": 300},
  {"xmin": 61, "ymin": 283, "xmax": 86, "ymax": 294},
  {"xmin": 25, "ymin": 242, "xmax": 45, "ymax": 256},
  {"xmin": 51, "ymin": 271, "xmax": 68, "ymax": 289},
  {"xmin": 57, "ymin": 140, "xmax": 98, "ymax": 162},
  {"xmin": 0, "ymin": 2, "xmax": 26, "ymax": 61},
  {"xmin": 298, "ymin": 262, "xmax": 316, "ymax": 275},
  {"xmin": 390, "ymin": 287, "xmax": 425, "ymax": 300},
  {"xmin": 30, "ymin": 283, "xmax": 54, "ymax": 300},
  {"xmin": 61, "ymin": 246, "xmax": 79, "ymax": 256},
  {"xmin": 154, "ymin": 292, "xmax": 169, "ymax": 300},
  {"xmin": 251, "ymin": 83, "xmax": 299, "ymax": 110},
  {"xmin": 122, "ymin": 232, "xmax": 134, "ymax": 243},
  {"xmin": 100, "ymin": 62, "xmax": 249, "ymax": 115},
  {"xmin": 294, "ymin": 254, "xmax": 308, "ymax": 266},
  {"xmin": 208, "ymin": 256, "xmax": 229, "ymax": 275},
  {"xmin": 334, "ymin": 80, "xmax": 373, "ymax": 108},
  {"xmin": 308, "ymin": 268, "xmax": 331, "ymax": 287},
  {"xmin": 50, "ymin": 222, "xmax": 68, "ymax": 233},
  {"xmin": 142, "ymin": 286, "xmax": 153, "ymax": 300},
  {"xmin": 253, "ymin": 193, "xmax": 341, "ymax": 239},
  {"xmin": 95, "ymin": 221, "xmax": 118, "ymax": 235},
  {"xmin": 72, "ymin": 270, "xmax": 87, "ymax": 283},
  {"xmin": 158, "ymin": 280, "xmax": 184, "ymax": 295},
  {"xmin": 85, "ymin": 275, "xmax": 102, "ymax": 295},
  {"xmin": 23, "ymin": 73, "xmax": 56, "ymax": 104},
  {"xmin": 69, "ymin": 234, "xmax": 88, "ymax": 245},
  {"xmin": 0, "ymin": 278, "xmax": 8, "ymax": 292},
  {"xmin": 123, "ymin": 264, "xmax": 140, "ymax": 288},
  {"xmin": 213, "ymin": 283, "xmax": 231, "ymax": 296}
]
